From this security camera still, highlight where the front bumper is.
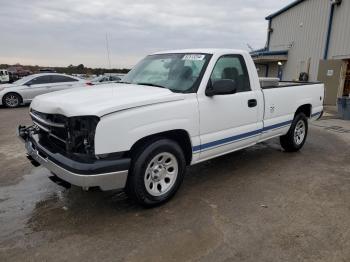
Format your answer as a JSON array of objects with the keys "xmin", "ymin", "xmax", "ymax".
[{"xmin": 18, "ymin": 126, "xmax": 130, "ymax": 191}]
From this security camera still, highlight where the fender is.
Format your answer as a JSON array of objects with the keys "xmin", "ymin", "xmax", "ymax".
[{"xmin": 94, "ymin": 94, "xmax": 200, "ymax": 155}]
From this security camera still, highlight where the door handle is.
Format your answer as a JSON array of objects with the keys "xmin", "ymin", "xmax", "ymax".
[{"xmin": 248, "ymin": 99, "xmax": 257, "ymax": 108}]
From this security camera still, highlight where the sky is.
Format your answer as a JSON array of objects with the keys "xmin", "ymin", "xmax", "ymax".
[{"xmin": 0, "ymin": 0, "xmax": 292, "ymax": 68}]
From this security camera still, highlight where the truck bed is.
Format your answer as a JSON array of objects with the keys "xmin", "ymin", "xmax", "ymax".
[{"xmin": 259, "ymin": 77, "xmax": 322, "ymax": 89}]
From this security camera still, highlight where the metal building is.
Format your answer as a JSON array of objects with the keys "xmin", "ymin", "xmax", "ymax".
[{"xmin": 252, "ymin": 0, "xmax": 350, "ymax": 105}]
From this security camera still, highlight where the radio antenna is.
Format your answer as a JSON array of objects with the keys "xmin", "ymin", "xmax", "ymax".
[{"xmin": 106, "ymin": 33, "xmax": 112, "ymax": 69}]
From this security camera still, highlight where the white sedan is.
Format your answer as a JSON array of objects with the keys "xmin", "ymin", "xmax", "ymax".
[{"xmin": 0, "ymin": 73, "xmax": 86, "ymax": 108}]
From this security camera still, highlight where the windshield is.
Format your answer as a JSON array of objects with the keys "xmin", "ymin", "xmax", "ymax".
[{"xmin": 122, "ymin": 53, "xmax": 212, "ymax": 93}]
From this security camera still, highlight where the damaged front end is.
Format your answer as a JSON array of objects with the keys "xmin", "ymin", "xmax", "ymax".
[
  {"xmin": 28, "ymin": 109, "xmax": 99, "ymax": 159},
  {"xmin": 18, "ymin": 109, "xmax": 130, "ymax": 191}
]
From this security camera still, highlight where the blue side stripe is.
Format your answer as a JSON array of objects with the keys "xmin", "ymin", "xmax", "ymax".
[
  {"xmin": 198, "ymin": 133, "xmax": 261, "ymax": 153},
  {"xmin": 193, "ymin": 111, "xmax": 323, "ymax": 153},
  {"xmin": 198, "ymin": 129, "xmax": 262, "ymax": 152},
  {"xmin": 193, "ymin": 120, "xmax": 292, "ymax": 153},
  {"xmin": 262, "ymin": 120, "xmax": 292, "ymax": 132},
  {"xmin": 192, "ymin": 145, "xmax": 201, "ymax": 152},
  {"xmin": 311, "ymin": 112, "xmax": 321, "ymax": 117}
]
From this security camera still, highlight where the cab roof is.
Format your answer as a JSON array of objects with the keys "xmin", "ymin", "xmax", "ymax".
[{"xmin": 153, "ymin": 48, "xmax": 249, "ymax": 56}]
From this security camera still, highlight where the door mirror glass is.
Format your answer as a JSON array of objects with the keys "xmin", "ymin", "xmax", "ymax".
[{"xmin": 206, "ymin": 79, "xmax": 237, "ymax": 96}]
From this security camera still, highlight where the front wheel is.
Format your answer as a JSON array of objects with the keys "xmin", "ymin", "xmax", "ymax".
[
  {"xmin": 3, "ymin": 93, "xmax": 21, "ymax": 108},
  {"xmin": 126, "ymin": 139, "xmax": 186, "ymax": 207},
  {"xmin": 280, "ymin": 113, "xmax": 308, "ymax": 152}
]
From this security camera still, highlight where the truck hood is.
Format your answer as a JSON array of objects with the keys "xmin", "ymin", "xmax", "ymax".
[{"xmin": 30, "ymin": 83, "xmax": 185, "ymax": 117}]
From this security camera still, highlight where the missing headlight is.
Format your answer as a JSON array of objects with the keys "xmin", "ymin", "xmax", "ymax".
[{"xmin": 66, "ymin": 116, "xmax": 100, "ymax": 156}]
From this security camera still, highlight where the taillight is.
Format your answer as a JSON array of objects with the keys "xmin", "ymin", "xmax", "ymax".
[{"xmin": 86, "ymin": 82, "xmax": 93, "ymax": 86}]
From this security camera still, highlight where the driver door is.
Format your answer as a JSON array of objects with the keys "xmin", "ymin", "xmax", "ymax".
[{"xmin": 197, "ymin": 55, "xmax": 260, "ymax": 160}]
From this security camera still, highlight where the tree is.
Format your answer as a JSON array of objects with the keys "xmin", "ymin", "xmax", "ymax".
[{"xmin": 76, "ymin": 64, "xmax": 85, "ymax": 74}]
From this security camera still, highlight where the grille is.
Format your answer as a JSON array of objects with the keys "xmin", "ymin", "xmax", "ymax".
[{"xmin": 30, "ymin": 110, "xmax": 68, "ymax": 150}]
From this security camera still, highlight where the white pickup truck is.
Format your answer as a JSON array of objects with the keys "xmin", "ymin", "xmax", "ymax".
[
  {"xmin": 0, "ymin": 69, "xmax": 9, "ymax": 83},
  {"xmin": 18, "ymin": 49, "xmax": 324, "ymax": 206}
]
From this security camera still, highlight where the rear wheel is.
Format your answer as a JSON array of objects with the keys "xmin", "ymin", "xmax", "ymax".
[
  {"xmin": 280, "ymin": 113, "xmax": 308, "ymax": 152},
  {"xmin": 126, "ymin": 139, "xmax": 186, "ymax": 207},
  {"xmin": 3, "ymin": 93, "xmax": 21, "ymax": 108}
]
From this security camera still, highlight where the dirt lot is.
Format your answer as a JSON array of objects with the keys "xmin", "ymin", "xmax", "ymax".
[{"xmin": 0, "ymin": 106, "xmax": 350, "ymax": 262}]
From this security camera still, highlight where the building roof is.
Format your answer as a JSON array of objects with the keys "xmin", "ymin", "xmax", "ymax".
[
  {"xmin": 250, "ymin": 50, "xmax": 289, "ymax": 63},
  {"xmin": 265, "ymin": 0, "xmax": 305, "ymax": 20},
  {"xmin": 250, "ymin": 50, "xmax": 288, "ymax": 57}
]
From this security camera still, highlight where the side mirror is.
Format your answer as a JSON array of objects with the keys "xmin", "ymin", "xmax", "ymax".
[{"xmin": 206, "ymin": 79, "xmax": 237, "ymax": 97}]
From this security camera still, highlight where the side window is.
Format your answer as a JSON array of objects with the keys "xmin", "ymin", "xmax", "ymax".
[
  {"xmin": 26, "ymin": 75, "xmax": 51, "ymax": 85},
  {"xmin": 51, "ymin": 75, "xmax": 78, "ymax": 83},
  {"xmin": 0, "ymin": 71, "xmax": 3, "ymax": 76},
  {"xmin": 210, "ymin": 55, "xmax": 251, "ymax": 92}
]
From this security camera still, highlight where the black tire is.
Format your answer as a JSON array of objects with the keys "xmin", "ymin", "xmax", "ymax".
[
  {"xmin": 126, "ymin": 138, "xmax": 186, "ymax": 207},
  {"xmin": 280, "ymin": 113, "xmax": 308, "ymax": 152},
  {"xmin": 3, "ymin": 93, "xmax": 21, "ymax": 108}
]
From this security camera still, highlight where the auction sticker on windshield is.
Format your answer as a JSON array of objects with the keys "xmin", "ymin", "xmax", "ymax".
[{"xmin": 182, "ymin": 54, "xmax": 205, "ymax": 61}]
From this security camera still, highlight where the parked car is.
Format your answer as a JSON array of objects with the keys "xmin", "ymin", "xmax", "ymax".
[
  {"xmin": 0, "ymin": 73, "xmax": 86, "ymax": 108},
  {"xmin": 89, "ymin": 75, "xmax": 123, "ymax": 85},
  {"xmin": 18, "ymin": 49, "xmax": 324, "ymax": 206},
  {"xmin": 0, "ymin": 69, "xmax": 9, "ymax": 83}
]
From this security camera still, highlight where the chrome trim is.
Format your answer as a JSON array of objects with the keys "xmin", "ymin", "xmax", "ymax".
[
  {"xmin": 33, "ymin": 120, "xmax": 67, "ymax": 144},
  {"xmin": 25, "ymin": 140, "xmax": 128, "ymax": 191},
  {"xmin": 49, "ymin": 132, "xmax": 67, "ymax": 144},
  {"xmin": 33, "ymin": 121, "xmax": 67, "ymax": 144},
  {"xmin": 30, "ymin": 111, "xmax": 65, "ymax": 128},
  {"xmin": 33, "ymin": 121, "xmax": 49, "ymax": 132}
]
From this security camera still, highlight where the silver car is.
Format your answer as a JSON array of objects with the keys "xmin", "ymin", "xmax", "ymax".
[
  {"xmin": 0, "ymin": 73, "xmax": 86, "ymax": 108},
  {"xmin": 89, "ymin": 74, "xmax": 124, "ymax": 85}
]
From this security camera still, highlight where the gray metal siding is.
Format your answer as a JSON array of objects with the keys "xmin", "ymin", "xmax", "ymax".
[
  {"xmin": 269, "ymin": 0, "xmax": 330, "ymax": 81},
  {"xmin": 256, "ymin": 64, "xmax": 267, "ymax": 77},
  {"xmin": 328, "ymin": 0, "xmax": 350, "ymax": 60},
  {"xmin": 268, "ymin": 63, "xmax": 279, "ymax": 78}
]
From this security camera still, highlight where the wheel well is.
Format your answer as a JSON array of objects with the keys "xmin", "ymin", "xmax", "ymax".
[
  {"xmin": 129, "ymin": 130, "xmax": 193, "ymax": 165},
  {"xmin": 2, "ymin": 92, "xmax": 23, "ymax": 104},
  {"xmin": 295, "ymin": 104, "xmax": 311, "ymax": 118}
]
